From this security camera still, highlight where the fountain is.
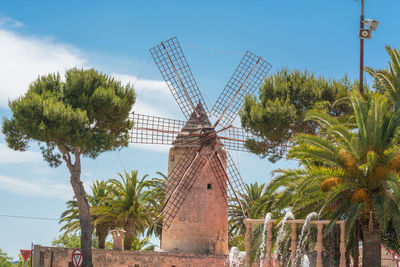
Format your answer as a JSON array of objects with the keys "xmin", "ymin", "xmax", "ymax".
[
  {"xmin": 275, "ymin": 212, "xmax": 295, "ymax": 260},
  {"xmin": 226, "ymin": 247, "xmax": 245, "ymax": 267},
  {"xmin": 243, "ymin": 216, "xmax": 346, "ymax": 267},
  {"xmin": 295, "ymin": 212, "xmax": 318, "ymax": 265},
  {"xmin": 301, "ymin": 255, "xmax": 310, "ymax": 267},
  {"xmin": 259, "ymin": 213, "xmax": 272, "ymax": 267}
]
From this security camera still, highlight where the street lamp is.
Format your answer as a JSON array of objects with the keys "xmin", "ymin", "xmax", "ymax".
[
  {"xmin": 357, "ymin": 0, "xmax": 379, "ymax": 95},
  {"xmin": 355, "ymin": 4, "xmax": 380, "ymax": 266}
]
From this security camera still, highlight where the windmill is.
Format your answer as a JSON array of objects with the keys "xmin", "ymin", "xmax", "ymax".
[{"xmin": 130, "ymin": 37, "xmax": 283, "ymax": 254}]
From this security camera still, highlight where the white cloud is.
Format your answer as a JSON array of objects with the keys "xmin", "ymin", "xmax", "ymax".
[
  {"xmin": 0, "ymin": 15, "xmax": 23, "ymax": 28},
  {"xmin": 112, "ymin": 73, "xmax": 181, "ymax": 118},
  {"xmin": 0, "ymin": 174, "xmax": 72, "ymax": 200},
  {"xmin": 0, "ymin": 143, "xmax": 41, "ymax": 164},
  {"xmin": 113, "ymin": 73, "xmax": 169, "ymax": 94},
  {"xmin": 129, "ymin": 143, "xmax": 170, "ymax": 153},
  {"xmin": 0, "ymin": 28, "xmax": 86, "ymax": 108}
]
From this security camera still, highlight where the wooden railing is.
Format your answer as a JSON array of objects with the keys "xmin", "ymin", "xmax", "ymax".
[{"xmin": 243, "ymin": 219, "xmax": 346, "ymax": 267}]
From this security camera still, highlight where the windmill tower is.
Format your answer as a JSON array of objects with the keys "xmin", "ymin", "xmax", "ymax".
[
  {"xmin": 165, "ymin": 103, "xmax": 228, "ymax": 254},
  {"xmin": 130, "ymin": 37, "xmax": 283, "ymax": 255}
]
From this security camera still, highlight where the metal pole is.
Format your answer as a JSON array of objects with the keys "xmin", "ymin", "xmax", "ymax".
[{"xmin": 359, "ymin": 0, "xmax": 365, "ymax": 95}]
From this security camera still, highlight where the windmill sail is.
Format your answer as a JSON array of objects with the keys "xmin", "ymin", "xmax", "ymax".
[
  {"xmin": 212, "ymin": 51, "xmax": 272, "ymax": 128},
  {"xmin": 150, "ymin": 37, "xmax": 209, "ymax": 120}
]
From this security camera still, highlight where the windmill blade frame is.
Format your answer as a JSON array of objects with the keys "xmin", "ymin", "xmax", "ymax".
[
  {"xmin": 208, "ymin": 150, "xmax": 247, "ymax": 218},
  {"xmin": 212, "ymin": 50, "xmax": 272, "ymax": 128},
  {"xmin": 130, "ymin": 113, "xmax": 186, "ymax": 145},
  {"xmin": 130, "ymin": 112, "xmax": 212, "ymax": 146},
  {"xmin": 130, "ymin": 113, "xmax": 285, "ymax": 153},
  {"xmin": 150, "ymin": 37, "xmax": 209, "ymax": 122},
  {"xmin": 219, "ymin": 126, "xmax": 265, "ymax": 152}
]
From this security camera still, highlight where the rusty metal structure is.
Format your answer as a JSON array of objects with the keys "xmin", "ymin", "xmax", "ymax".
[{"xmin": 130, "ymin": 37, "xmax": 281, "ymax": 231}]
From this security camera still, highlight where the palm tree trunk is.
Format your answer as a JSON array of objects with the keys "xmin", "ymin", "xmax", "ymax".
[
  {"xmin": 361, "ymin": 224, "xmax": 381, "ymax": 267},
  {"xmin": 96, "ymin": 224, "xmax": 108, "ymax": 249},
  {"xmin": 124, "ymin": 221, "xmax": 135, "ymax": 250}
]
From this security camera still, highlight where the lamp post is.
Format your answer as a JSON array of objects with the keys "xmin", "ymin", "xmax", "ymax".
[
  {"xmin": 355, "ymin": 3, "xmax": 379, "ymax": 265},
  {"xmin": 359, "ymin": 0, "xmax": 365, "ymax": 95},
  {"xmin": 356, "ymin": 3, "xmax": 365, "ymax": 266}
]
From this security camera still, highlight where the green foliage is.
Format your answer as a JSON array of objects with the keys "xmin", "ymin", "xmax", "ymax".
[
  {"xmin": 229, "ymin": 183, "xmax": 276, "ymax": 237},
  {"xmin": 2, "ymin": 68, "xmax": 136, "ymax": 166},
  {"xmin": 14, "ymin": 254, "xmax": 31, "ymax": 267},
  {"xmin": 144, "ymin": 172, "xmax": 167, "ymax": 238},
  {"xmin": 59, "ymin": 171, "xmax": 167, "ymax": 250},
  {"xmin": 239, "ymin": 68, "xmax": 358, "ymax": 161},
  {"xmin": 51, "ymin": 233, "xmax": 99, "ymax": 249},
  {"xmin": 131, "ymin": 236, "xmax": 152, "ymax": 251},
  {"xmin": 51, "ymin": 233, "xmax": 81, "ymax": 248},
  {"xmin": 0, "ymin": 249, "xmax": 13, "ymax": 267}
]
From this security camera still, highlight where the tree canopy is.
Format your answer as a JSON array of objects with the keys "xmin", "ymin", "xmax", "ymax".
[
  {"xmin": 0, "ymin": 249, "xmax": 13, "ymax": 267},
  {"xmin": 239, "ymin": 68, "xmax": 358, "ymax": 161},
  {"xmin": 2, "ymin": 68, "xmax": 136, "ymax": 165}
]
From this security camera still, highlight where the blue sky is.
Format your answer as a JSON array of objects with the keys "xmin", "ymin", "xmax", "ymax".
[{"xmin": 0, "ymin": 0, "xmax": 400, "ymax": 260}]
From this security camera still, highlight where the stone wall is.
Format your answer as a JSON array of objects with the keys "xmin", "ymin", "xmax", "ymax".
[{"xmin": 32, "ymin": 245, "xmax": 227, "ymax": 267}]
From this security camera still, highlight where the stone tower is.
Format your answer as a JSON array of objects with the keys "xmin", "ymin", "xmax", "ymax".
[{"xmin": 161, "ymin": 104, "xmax": 228, "ymax": 255}]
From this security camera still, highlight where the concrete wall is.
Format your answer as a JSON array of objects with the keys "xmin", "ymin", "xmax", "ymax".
[
  {"xmin": 32, "ymin": 246, "xmax": 227, "ymax": 267},
  {"xmin": 161, "ymin": 146, "xmax": 228, "ymax": 255}
]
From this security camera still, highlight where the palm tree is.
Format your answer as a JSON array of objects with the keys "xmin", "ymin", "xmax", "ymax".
[
  {"xmin": 59, "ymin": 199, "xmax": 80, "ymax": 234},
  {"xmin": 131, "ymin": 236, "xmax": 152, "ymax": 251},
  {"xmin": 229, "ymin": 182, "xmax": 278, "ymax": 264},
  {"xmin": 229, "ymin": 182, "xmax": 275, "ymax": 237},
  {"xmin": 88, "ymin": 180, "xmax": 113, "ymax": 249},
  {"xmin": 59, "ymin": 180, "xmax": 112, "ymax": 249},
  {"xmin": 94, "ymin": 171, "xmax": 152, "ymax": 250},
  {"xmin": 270, "ymin": 91, "xmax": 400, "ymax": 266},
  {"xmin": 144, "ymin": 172, "xmax": 167, "ymax": 239}
]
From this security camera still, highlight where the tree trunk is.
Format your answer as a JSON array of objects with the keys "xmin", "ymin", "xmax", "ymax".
[
  {"xmin": 70, "ymin": 174, "xmax": 93, "ymax": 267},
  {"xmin": 66, "ymin": 149, "xmax": 93, "ymax": 267},
  {"xmin": 361, "ymin": 224, "xmax": 381, "ymax": 267},
  {"xmin": 124, "ymin": 221, "xmax": 135, "ymax": 250},
  {"xmin": 96, "ymin": 224, "xmax": 108, "ymax": 249},
  {"xmin": 62, "ymin": 149, "xmax": 93, "ymax": 267}
]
